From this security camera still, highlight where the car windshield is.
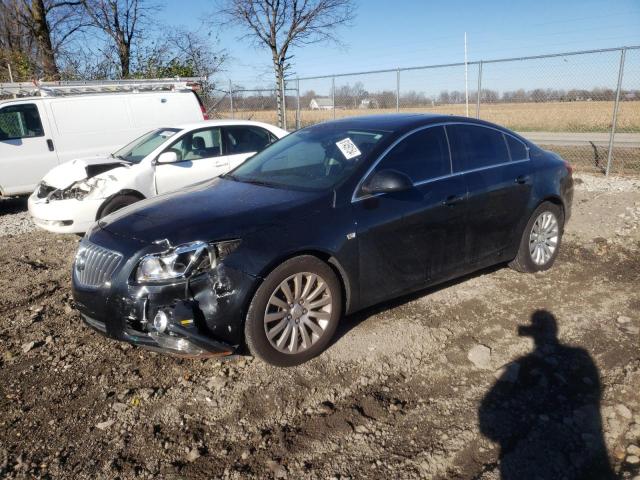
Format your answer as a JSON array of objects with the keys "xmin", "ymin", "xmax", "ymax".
[
  {"xmin": 112, "ymin": 128, "xmax": 180, "ymax": 163},
  {"xmin": 227, "ymin": 125, "xmax": 391, "ymax": 191}
]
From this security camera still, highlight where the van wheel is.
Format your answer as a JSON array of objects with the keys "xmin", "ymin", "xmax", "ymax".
[
  {"xmin": 244, "ymin": 256, "xmax": 342, "ymax": 367},
  {"xmin": 509, "ymin": 202, "xmax": 564, "ymax": 273},
  {"xmin": 98, "ymin": 194, "xmax": 141, "ymax": 219}
]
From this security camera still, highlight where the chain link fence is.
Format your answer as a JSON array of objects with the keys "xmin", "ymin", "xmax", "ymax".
[{"xmin": 284, "ymin": 46, "xmax": 639, "ymax": 175}]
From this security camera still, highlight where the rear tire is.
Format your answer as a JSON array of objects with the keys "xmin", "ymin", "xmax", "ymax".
[
  {"xmin": 509, "ymin": 201, "xmax": 564, "ymax": 273},
  {"xmin": 98, "ymin": 193, "xmax": 141, "ymax": 219},
  {"xmin": 245, "ymin": 255, "xmax": 342, "ymax": 367}
]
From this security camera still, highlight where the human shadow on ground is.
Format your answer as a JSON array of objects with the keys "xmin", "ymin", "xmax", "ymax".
[{"xmin": 478, "ymin": 310, "xmax": 614, "ymax": 480}]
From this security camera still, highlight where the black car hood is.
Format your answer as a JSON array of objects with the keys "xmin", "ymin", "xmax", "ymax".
[{"xmin": 99, "ymin": 178, "xmax": 330, "ymax": 245}]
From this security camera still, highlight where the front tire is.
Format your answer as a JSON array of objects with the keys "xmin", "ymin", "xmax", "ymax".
[
  {"xmin": 509, "ymin": 201, "xmax": 564, "ymax": 273},
  {"xmin": 245, "ymin": 255, "xmax": 342, "ymax": 367}
]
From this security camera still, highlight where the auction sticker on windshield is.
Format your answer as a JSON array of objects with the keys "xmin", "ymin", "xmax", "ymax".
[{"xmin": 336, "ymin": 138, "xmax": 362, "ymax": 160}]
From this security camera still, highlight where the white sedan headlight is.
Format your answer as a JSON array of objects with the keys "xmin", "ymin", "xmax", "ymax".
[
  {"xmin": 48, "ymin": 177, "xmax": 109, "ymax": 201},
  {"xmin": 74, "ymin": 177, "xmax": 108, "ymax": 200},
  {"xmin": 135, "ymin": 240, "xmax": 240, "ymax": 284}
]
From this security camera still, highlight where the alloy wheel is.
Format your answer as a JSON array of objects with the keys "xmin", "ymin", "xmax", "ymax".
[
  {"xmin": 263, "ymin": 272, "xmax": 333, "ymax": 354},
  {"xmin": 529, "ymin": 211, "xmax": 559, "ymax": 266}
]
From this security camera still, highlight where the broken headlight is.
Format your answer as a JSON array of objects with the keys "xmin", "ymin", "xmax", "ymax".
[
  {"xmin": 48, "ymin": 177, "xmax": 108, "ymax": 201},
  {"xmin": 135, "ymin": 240, "xmax": 240, "ymax": 284}
]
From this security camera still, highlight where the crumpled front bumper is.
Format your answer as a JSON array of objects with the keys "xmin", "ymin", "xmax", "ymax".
[
  {"xmin": 72, "ymin": 239, "xmax": 258, "ymax": 358},
  {"xmin": 28, "ymin": 193, "xmax": 102, "ymax": 234}
]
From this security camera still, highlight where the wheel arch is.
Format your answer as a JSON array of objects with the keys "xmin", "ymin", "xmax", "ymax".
[
  {"xmin": 255, "ymin": 249, "xmax": 353, "ymax": 317},
  {"xmin": 95, "ymin": 189, "xmax": 146, "ymax": 220},
  {"xmin": 539, "ymin": 195, "xmax": 566, "ymax": 222}
]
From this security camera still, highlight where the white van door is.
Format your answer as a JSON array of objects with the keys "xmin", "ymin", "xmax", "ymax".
[
  {"xmin": 0, "ymin": 102, "xmax": 59, "ymax": 195},
  {"xmin": 154, "ymin": 126, "xmax": 230, "ymax": 193}
]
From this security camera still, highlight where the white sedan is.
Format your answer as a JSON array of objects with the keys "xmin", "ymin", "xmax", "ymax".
[{"xmin": 28, "ymin": 120, "xmax": 288, "ymax": 234}]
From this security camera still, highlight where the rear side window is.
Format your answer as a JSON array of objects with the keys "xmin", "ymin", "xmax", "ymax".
[
  {"xmin": 506, "ymin": 135, "xmax": 528, "ymax": 161},
  {"xmin": 447, "ymin": 124, "xmax": 510, "ymax": 172},
  {"xmin": 0, "ymin": 104, "xmax": 44, "ymax": 140},
  {"xmin": 224, "ymin": 126, "xmax": 273, "ymax": 155},
  {"xmin": 374, "ymin": 126, "xmax": 451, "ymax": 183}
]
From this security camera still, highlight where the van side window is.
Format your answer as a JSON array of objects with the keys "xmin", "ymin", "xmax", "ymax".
[
  {"xmin": 505, "ymin": 135, "xmax": 528, "ymax": 161},
  {"xmin": 447, "ymin": 124, "xmax": 510, "ymax": 172},
  {"xmin": 373, "ymin": 126, "xmax": 451, "ymax": 183},
  {"xmin": 224, "ymin": 126, "xmax": 273, "ymax": 155},
  {"xmin": 167, "ymin": 127, "xmax": 222, "ymax": 161},
  {"xmin": 0, "ymin": 104, "xmax": 44, "ymax": 140}
]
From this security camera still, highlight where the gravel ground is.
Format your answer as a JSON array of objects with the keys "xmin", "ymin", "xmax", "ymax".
[
  {"xmin": 0, "ymin": 197, "xmax": 35, "ymax": 237},
  {"xmin": 0, "ymin": 174, "xmax": 639, "ymax": 479}
]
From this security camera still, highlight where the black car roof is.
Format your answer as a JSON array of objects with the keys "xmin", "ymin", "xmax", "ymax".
[{"xmin": 315, "ymin": 113, "xmax": 511, "ymax": 135}]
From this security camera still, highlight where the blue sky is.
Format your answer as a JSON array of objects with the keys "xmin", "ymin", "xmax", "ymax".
[{"xmin": 163, "ymin": 0, "xmax": 640, "ymax": 94}]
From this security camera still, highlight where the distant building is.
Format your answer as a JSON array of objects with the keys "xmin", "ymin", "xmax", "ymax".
[
  {"xmin": 359, "ymin": 98, "xmax": 379, "ymax": 109},
  {"xmin": 309, "ymin": 97, "xmax": 333, "ymax": 110}
]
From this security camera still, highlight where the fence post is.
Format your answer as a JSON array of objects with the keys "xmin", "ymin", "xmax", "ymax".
[
  {"xmin": 229, "ymin": 79, "xmax": 234, "ymax": 119},
  {"xmin": 281, "ymin": 77, "xmax": 287, "ymax": 130},
  {"xmin": 332, "ymin": 76, "xmax": 336, "ymax": 120},
  {"xmin": 296, "ymin": 77, "xmax": 301, "ymax": 130},
  {"xmin": 605, "ymin": 47, "xmax": 627, "ymax": 176},
  {"xmin": 476, "ymin": 61, "xmax": 482, "ymax": 119},
  {"xmin": 396, "ymin": 68, "xmax": 400, "ymax": 112}
]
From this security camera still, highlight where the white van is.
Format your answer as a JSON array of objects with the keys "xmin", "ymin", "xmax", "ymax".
[{"xmin": 0, "ymin": 80, "xmax": 207, "ymax": 196}]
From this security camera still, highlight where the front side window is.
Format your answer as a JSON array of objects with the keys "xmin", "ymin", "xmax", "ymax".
[
  {"xmin": 224, "ymin": 126, "xmax": 274, "ymax": 155},
  {"xmin": 447, "ymin": 124, "xmax": 510, "ymax": 172},
  {"xmin": 372, "ymin": 126, "xmax": 451, "ymax": 183},
  {"xmin": 0, "ymin": 104, "xmax": 44, "ymax": 140},
  {"xmin": 228, "ymin": 124, "xmax": 390, "ymax": 191},
  {"xmin": 113, "ymin": 128, "xmax": 179, "ymax": 163},
  {"xmin": 166, "ymin": 127, "xmax": 222, "ymax": 161}
]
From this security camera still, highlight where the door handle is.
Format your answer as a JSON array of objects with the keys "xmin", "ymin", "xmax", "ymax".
[
  {"xmin": 515, "ymin": 175, "xmax": 530, "ymax": 184},
  {"xmin": 46, "ymin": 139, "xmax": 54, "ymax": 151},
  {"xmin": 443, "ymin": 194, "xmax": 465, "ymax": 207}
]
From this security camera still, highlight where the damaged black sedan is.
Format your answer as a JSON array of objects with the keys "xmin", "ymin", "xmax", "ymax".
[{"xmin": 72, "ymin": 114, "xmax": 573, "ymax": 366}]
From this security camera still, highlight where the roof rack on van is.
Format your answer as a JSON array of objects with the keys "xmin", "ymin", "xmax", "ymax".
[{"xmin": 0, "ymin": 77, "xmax": 206, "ymax": 97}]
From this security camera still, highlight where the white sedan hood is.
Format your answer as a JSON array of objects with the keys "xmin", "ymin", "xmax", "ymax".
[{"xmin": 41, "ymin": 156, "xmax": 127, "ymax": 189}]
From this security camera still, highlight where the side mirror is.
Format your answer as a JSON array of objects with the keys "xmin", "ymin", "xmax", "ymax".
[
  {"xmin": 156, "ymin": 151, "xmax": 178, "ymax": 164},
  {"xmin": 361, "ymin": 169, "xmax": 413, "ymax": 195}
]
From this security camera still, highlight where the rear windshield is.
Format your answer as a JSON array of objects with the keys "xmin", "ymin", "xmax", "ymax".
[{"xmin": 113, "ymin": 128, "xmax": 180, "ymax": 163}]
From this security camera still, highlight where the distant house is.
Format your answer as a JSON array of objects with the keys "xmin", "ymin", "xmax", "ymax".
[
  {"xmin": 309, "ymin": 97, "xmax": 333, "ymax": 110},
  {"xmin": 359, "ymin": 98, "xmax": 379, "ymax": 109}
]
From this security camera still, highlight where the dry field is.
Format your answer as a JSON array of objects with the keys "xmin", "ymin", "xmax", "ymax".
[{"xmin": 231, "ymin": 100, "xmax": 640, "ymax": 133}]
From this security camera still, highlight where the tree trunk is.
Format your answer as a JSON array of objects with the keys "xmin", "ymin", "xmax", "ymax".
[
  {"xmin": 117, "ymin": 32, "xmax": 130, "ymax": 77},
  {"xmin": 31, "ymin": 0, "xmax": 59, "ymax": 79},
  {"xmin": 273, "ymin": 60, "xmax": 284, "ymax": 129}
]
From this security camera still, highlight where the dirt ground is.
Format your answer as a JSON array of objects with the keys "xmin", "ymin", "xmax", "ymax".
[{"xmin": 0, "ymin": 174, "xmax": 639, "ymax": 479}]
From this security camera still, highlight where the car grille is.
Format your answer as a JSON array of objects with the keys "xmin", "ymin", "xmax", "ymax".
[{"xmin": 74, "ymin": 242, "xmax": 122, "ymax": 288}]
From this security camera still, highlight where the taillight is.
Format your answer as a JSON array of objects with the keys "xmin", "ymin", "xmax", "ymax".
[
  {"xmin": 200, "ymin": 104, "xmax": 209, "ymax": 120},
  {"xmin": 563, "ymin": 159, "xmax": 573, "ymax": 175}
]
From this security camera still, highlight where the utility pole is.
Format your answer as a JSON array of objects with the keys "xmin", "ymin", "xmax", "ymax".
[{"xmin": 464, "ymin": 32, "xmax": 469, "ymax": 117}]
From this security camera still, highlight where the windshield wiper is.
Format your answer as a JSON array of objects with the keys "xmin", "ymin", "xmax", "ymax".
[
  {"xmin": 221, "ymin": 173, "xmax": 238, "ymax": 181},
  {"xmin": 237, "ymin": 177, "xmax": 279, "ymax": 188},
  {"xmin": 111, "ymin": 153, "xmax": 131, "ymax": 163}
]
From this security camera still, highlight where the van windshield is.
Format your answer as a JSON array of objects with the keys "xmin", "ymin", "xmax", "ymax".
[{"xmin": 113, "ymin": 128, "xmax": 180, "ymax": 163}]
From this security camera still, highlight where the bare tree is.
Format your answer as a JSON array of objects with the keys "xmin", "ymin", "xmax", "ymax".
[
  {"xmin": 220, "ymin": 0, "xmax": 355, "ymax": 128},
  {"xmin": 83, "ymin": 0, "xmax": 153, "ymax": 77},
  {"xmin": 1, "ymin": 0, "xmax": 87, "ymax": 80}
]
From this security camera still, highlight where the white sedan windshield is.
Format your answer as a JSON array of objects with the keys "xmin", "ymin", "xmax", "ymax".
[{"xmin": 113, "ymin": 128, "xmax": 180, "ymax": 163}]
